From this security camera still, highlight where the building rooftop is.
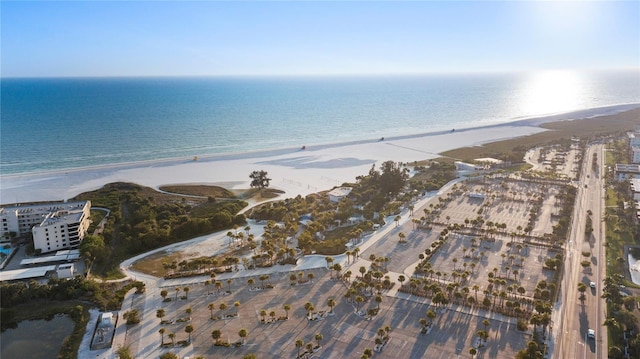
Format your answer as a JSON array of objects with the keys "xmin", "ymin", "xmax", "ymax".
[
  {"xmin": 615, "ymin": 164, "xmax": 640, "ymax": 173},
  {"xmin": 20, "ymin": 253, "xmax": 80, "ymax": 266},
  {"xmin": 328, "ymin": 187, "xmax": 352, "ymax": 197},
  {"xmin": 0, "ymin": 265, "xmax": 56, "ymax": 282}
]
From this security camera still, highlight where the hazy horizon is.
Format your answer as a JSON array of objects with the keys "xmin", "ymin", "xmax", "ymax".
[{"xmin": 2, "ymin": 1, "xmax": 638, "ymax": 78}]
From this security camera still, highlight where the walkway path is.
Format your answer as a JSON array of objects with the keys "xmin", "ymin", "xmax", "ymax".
[{"xmin": 78, "ymin": 177, "xmax": 471, "ymax": 359}]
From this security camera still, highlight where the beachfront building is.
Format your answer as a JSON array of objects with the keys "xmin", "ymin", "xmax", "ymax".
[
  {"xmin": 328, "ymin": 187, "xmax": 353, "ymax": 203},
  {"xmin": 0, "ymin": 201, "xmax": 91, "ymax": 254},
  {"xmin": 628, "ymin": 132, "xmax": 640, "ymax": 147},
  {"xmin": 630, "ymin": 179, "xmax": 640, "ymax": 223},
  {"xmin": 614, "ymin": 164, "xmax": 640, "ymax": 181},
  {"xmin": 632, "ymin": 146, "xmax": 640, "ymax": 164}
]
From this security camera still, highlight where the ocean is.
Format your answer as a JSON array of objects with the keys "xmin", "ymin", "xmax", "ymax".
[{"xmin": 2, "ymin": 70, "xmax": 639, "ymax": 176}]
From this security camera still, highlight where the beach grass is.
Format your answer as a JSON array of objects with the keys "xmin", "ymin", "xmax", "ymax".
[
  {"xmin": 158, "ymin": 185, "xmax": 235, "ymax": 198},
  {"xmin": 442, "ymin": 108, "xmax": 640, "ymax": 162},
  {"xmin": 130, "ymin": 251, "xmax": 182, "ymax": 277}
]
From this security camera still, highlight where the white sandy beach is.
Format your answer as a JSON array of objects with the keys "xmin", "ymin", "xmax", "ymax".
[{"xmin": 1, "ymin": 104, "xmax": 638, "ymax": 204}]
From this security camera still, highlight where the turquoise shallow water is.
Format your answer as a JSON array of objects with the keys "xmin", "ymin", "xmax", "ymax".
[{"xmin": 2, "ymin": 71, "xmax": 639, "ymax": 175}]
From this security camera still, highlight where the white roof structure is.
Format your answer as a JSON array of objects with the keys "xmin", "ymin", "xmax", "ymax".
[
  {"xmin": 327, "ymin": 187, "xmax": 353, "ymax": 202},
  {"xmin": 474, "ymin": 157, "xmax": 503, "ymax": 164},
  {"xmin": 631, "ymin": 178, "xmax": 640, "ymax": 193},
  {"xmin": 0, "ymin": 265, "xmax": 56, "ymax": 282},
  {"xmin": 20, "ymin": 252, "xmax": 80, "ymax": 266}
]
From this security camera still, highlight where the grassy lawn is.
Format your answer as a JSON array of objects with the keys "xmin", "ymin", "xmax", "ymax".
[
  {"xmin": 159, "ymin": 185, "xmax": 235, "ymax": 198},
  {"xmin": 130, "ymin": 251, "xmax": 183, "ymax": 277}
]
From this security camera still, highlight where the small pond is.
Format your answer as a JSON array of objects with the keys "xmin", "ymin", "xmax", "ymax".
[
  {"xmin": 629, "ymin": 247, "xmax": 640, "ymax": 285},
  {"xmin": 0, "ymin": 315, "xmax": 74, "ymax": 359}
]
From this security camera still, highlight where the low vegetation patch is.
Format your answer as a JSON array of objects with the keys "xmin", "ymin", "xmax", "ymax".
[{"xmin": 73, "ymin": 182, "xmax": 248, "ymax": 277}]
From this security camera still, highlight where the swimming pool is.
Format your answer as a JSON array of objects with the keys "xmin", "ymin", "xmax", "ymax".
[{"xmin": 0, "ymin": 247, "xmax": 13, "ymax": 256}]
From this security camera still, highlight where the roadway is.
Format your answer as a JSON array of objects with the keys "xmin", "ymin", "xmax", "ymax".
[{"xmin": 554, "ymin": 143, "xmax": 607, "ymax": 359}]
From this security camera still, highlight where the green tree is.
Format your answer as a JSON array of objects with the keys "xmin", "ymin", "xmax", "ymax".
[
  {"xmin": 211, "ymin": 329, "xmax": 222, "ymax": 344},
  {"xmin": 250, "ymin": 170, "xmax": 271, "ymax": 189},
  {"xmin": 115, "ymin": 345, "xmax": 133, "ymax": 359},
  {"xmin": 238, "ymin": 328, "xmax": 248, "ymax": 344}
]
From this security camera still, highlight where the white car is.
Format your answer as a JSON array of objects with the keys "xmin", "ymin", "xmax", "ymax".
[
  {"xmin": 590, "ymin": 281, "xmax": 596, "ymax": 289},
  {"xmin": 588, "ymin": 329, "xmax": 595, "ymax": 339}
]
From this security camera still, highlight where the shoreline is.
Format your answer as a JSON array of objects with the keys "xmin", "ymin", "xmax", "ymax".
[
  {"xmin": 2, "ymin": 103, "xmax": 639, "ymax": 205},
  {"xmin": 3, "ymin": 102, "xmax": 638, "ymax": 180}
]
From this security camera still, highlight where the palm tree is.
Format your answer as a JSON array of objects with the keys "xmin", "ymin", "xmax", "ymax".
[
  {"xmin": 211, "ymin": 329, "xmax": 222, "ymax": 344},
  {"xmin": 325, "ymin": 256, "xmax": 334, "ymax": 269},
  {"xmin": 219, "ymin": 302, "xmax": 228, "ymax": 315},
  {"xmin": 333, "ymin": 263, "xmax": 342, "ymax": 277},
  {"xmin": 304, "ymin": 302, "xmax": 315, "ymax": 317},
  {"xmin": 375, "ymin": 294, "xmax": 382, "ymax": 309},
  {"xmin": 359, "ymin": 266, "xmax": 366, "ymax": 278},
  {"xmin": 295, "ymin": 339, "xmax": 304, "ymax": 357},
  {"xmin": 327, "ymin": 298, "xmax": 336, "ymax": 313},
  {"xmin": 398, "ymin": 275, "xmax": 406, "ymax": 288},
  {"xmin": 363, "ymin": 348, "xmax": 374, "ymax": 358},
  {"xmin": 183, "ymin": 286, "xmax": 190, "ymax": 299},
  {"xmin": 174, "ymin": 287, "xmax": 181, "ymax": 300},
  {"xmin": 234, "ymin": 301, "xmax": 241, "ymax": 315},
  {"xmin": 426, "ymin": 309, "xmax": 436, "ymax": 324},
  {"xmin": 185, "ymin": 324, "xmax": 194, "ymax": 342},
  {"xmin": 315, "ymin": 333, "xmax": 323, "ymax": 347},
  {"xmin": 208, "ymin": 303, "xmax": 215, "ymax": 318},
  {"xmin": 160, "ymin": 289, "xmax": 168, "ymax": 301},
  {"xmin": 156, "ymin": 309, "xmax": 166, "ymax": 322},
  {"xmin": 394, "ymin": 215, "xmax": 401, "ymax": 227},
  {"xmin": 283, "ymin": 304, "xmax": 291, "ymax": 319},
  {"xmin": 398, "ymin": 232, "xmax": 406, "ymax": 242},
  {"xmin": 226, "ymin": 279, "xmax": 233, "ymax": 293},
  {"xmin": 238, "ymin": 328, "xmax": 248, "ymax": 344},
  {"xmin": 185, "ymin": 307, "xmax": 192, "ymax": 320},
  {"xmin": 168, "ymin": 332, "xmax": 176, "ymax": 346},
  {"xmin": 159, "ymin": 327, "xmax": 166, "ymax": 345},
  {"xmin": 482, "ymin": 318, "xmax": 491, "ymax": 331},
  {"xmin": 469, "ymin": 347, "xmax": 477, "ymax": 358},
  {"xmin": 472, "ymin": 285, "xmax": 480, "ymax": 302},
  {"xmin": 260, "ymin": 309, "xmax": 267, "ymax": 322},
  {"xmin": 355, "ymin": 295, "xmax": 364, "ymax": 311}
]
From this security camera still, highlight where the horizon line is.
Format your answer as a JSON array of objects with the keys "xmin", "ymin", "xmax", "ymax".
[{"xmin": 3, "ymin": 67, "xmax": 639, "ymax": 80}]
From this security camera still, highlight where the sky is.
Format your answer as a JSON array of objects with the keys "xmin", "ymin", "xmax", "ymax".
[{"xmin": 1, "ymin": 1, "xmax": 638, "ymax": 77}]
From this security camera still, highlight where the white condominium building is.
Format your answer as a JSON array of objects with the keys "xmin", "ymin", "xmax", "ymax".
[{"xmin": 1, "ymin": 201, "xmax": 91, "ymax": 254}]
